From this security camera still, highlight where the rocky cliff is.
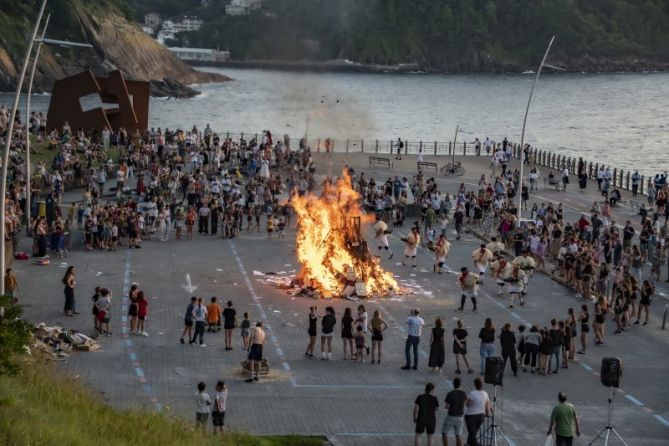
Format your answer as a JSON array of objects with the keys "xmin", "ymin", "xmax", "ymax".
[{"xmin": 0, "ymin": 0, "xmax": 228, "ymax": 97}]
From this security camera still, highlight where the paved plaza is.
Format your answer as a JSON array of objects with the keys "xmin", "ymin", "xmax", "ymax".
[{"xmin": 17, "ymin": 153, "xmax": 669, "ymax": 445}]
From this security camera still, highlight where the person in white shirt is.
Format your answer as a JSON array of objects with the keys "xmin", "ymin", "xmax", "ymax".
[
  {"xmin": 373, "ymin": 214, "xmax": 393, "ymax": 259},
  {"xmin": 464, "ymin": 377, "xmax": 491, "ymax": 445},
  {"xmin": 191, "ymin": 298, "xmax": 208, "ymax": 346},
  {"xmin": 212, "ymin": 381, "xmax": 228, "ymax": 433},
  {"xmin": 195, "ymin": 381, "xmax": 211, "ymax": 431},
  {"xmin": 402, "ymin": 309, "xmax": 425, "ymax": 370}
]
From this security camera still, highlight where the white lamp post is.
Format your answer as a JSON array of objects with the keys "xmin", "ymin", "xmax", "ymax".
[
  {"xmin": 0, "ymin": 0, "xmax": 48, "ymax": 295},
  {"xmin": 517, "ymin": 36, "xmax": 555, "ymax": 227},
  {"xmin": 24, "ymin": 22, "xmax": 93, "ymax": 237}
]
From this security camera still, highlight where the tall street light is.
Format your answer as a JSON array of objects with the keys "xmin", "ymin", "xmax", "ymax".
[
  {"xmin": 0, "ymin": 0, "xmax": 48, "ymax": 295},
  {"xmin": 24, "ymin": 21, "xmax": 93, "ymax": 236},
  {"xmin": 516, "ymin": 36, "xmax": 555, "ymax": 227}
]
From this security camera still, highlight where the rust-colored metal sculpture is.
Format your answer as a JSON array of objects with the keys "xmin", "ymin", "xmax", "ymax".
[{"xmin": 47, "ymin": 69, "xmax": 149, "ymax": 134}]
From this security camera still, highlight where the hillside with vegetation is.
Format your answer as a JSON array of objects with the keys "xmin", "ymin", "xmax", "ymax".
[
  {"xmin": 136, "ymin": 0, "xmax": 669, "ymax": 72},
  {"xmin": 0, "ymin": 0, "xmax": 226, "ymax": 95}
]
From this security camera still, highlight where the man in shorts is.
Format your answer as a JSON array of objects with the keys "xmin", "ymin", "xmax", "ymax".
[
  {"xmin": 413, "ymin": 382, "xmax": 439, "ymax": 446},
  {"xmin": 442, "ymin": 377, "xmax": 467, "ymax": 446},
  {"xmin": 194, "ymin": 382, "xmax": 211, "ymax": 431},
  {"xmin": 180, "ymin": 296, "xmax": 197, "ymax": 344},
  {"xmin": 245, "ymin": 321, "xmax": 266, "ymax": 382}
]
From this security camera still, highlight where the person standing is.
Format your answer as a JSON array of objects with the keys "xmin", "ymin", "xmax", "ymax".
[
  {"xmin": 478, "ymin": 318, "xmax": 496, "ymax": 375},
  {"xmin": 428, "ymin": 318, "xmax": 446, "ymax": 373},
  {"xmin": 402, "ymin": 309, "xmax": 425, "ymax": 370},
  {"xmin": 194, "ymin": 382, "xmax": 211, "ymax": 431},
  {"xmin": 136, "ymin": 291, "xmax": 148, "ymax": 337},
  {"xmin": 321, "ymin": 307, "xmax": 336, "ymax": 360},
  {"xmin": 191, "ymin": 297, "xmax": 208, "ymax": 347},
  {"xmin": 212, "ymin": 381, "xmax": 228, "ymax": 434},
  {"xmin": 464, "ymin": 378, "xmax": 491, "ymax": 446},
  {"xmin": 499, "ymin": 323, "xmax": 518, "ymax": 377},
  {"xmin": 62, "ymin": 266, "xmax": 77, "ymax": 317},
  {"xmin": 442, "ymin": 377, "xmax": 468, "ymax": 446},
  {"xmin": 4, "ymin": 268, "xmax": 18, "ymax": 304},
  {"xmin": 341, "ymin": 307, "xmax": 355, "ymax": 360},
  {"xmin": 547, "ymin": 392, "xmax": 580, "ymax": 446},
  {"xmin": 222, "ymin": 300, "xmax": 236, "ymax": 350},
  {"xmin": 453, "ymin": 319, "xmax": 474, "ymax": 374},
  {"xmin": 413, "ymin": 382, "xmax": 439, "ymax": 446},
  {"xmin": 549, "ymin": 319, "xmax": 564, "ymax": 374},
  {"xmin": 305, "ymin": 306, "xmax": 318, "ymax": 358},
  {"xmin": 207, "ymin": 297, "xmax": 222, "ymax": 333},
  {"xmin": 245, "ymin": 321, "xmax": 266, "ymax": 382},
  {"xmin": 180, "ymin": 296, "xmax": 197, "ymax": 344},
  {"xmin": 369, "ymin": 310, "xmax": 388, "ymax": 364}
]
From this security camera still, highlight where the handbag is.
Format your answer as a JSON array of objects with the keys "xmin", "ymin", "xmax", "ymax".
[{"xmin": 544, "ymin": 434, "xmax": 554, "ymax": 446}]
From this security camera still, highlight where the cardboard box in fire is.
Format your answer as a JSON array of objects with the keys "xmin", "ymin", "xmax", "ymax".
[
  {"xmin": 241, "ymin": 358, "xmax": 270, "ymax": 376},
  {"xmin": 33, "ymin": 323, "xmax": 101, "ymax": 357}
]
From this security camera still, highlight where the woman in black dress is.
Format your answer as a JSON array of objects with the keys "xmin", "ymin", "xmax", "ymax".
[
  {"xmin": 305, "ymin": 306, "xmax": 318, "ymax": 357},
  {"xmin": 636, "ymin": 280, "xmax": 654, "ymax": 325},
  {"xmin": 453, "ymin": 319, "xmax": 473, "ymax": 374},
  {"xmin": 578, "ymin": 304, "xmax": 589, "ymax": 354},
  {"xmin": 428, "ymin": 318, "xmax": 445, "ymax": 372},
  {"xmin": 369, "ymin": 310, "xmax": 388, "ymax": 364},
  {"xmin": 62, "ymin": 266, "xmax": 76, "ymax": 316},
  {"xmin": 341, "ymin": 307, "xmax": 354, "ymax": 360}
]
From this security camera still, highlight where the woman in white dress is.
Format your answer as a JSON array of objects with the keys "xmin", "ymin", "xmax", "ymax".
[{"xmin": 259, "ymin": 158, "xmax": 270, "ymax": 180}]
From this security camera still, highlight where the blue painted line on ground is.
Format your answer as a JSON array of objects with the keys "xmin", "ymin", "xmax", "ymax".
[
  {"xmin": 134, "ymin": 367, "xmax": 145, "ymax": 378},
  {"xmin": 275, "ymin": 347, "xmax": 284, "ymax": 357},
  {"xmin": 496, "ymin": 302, "xmax": 505, "ymax": 309},
  {"xmin": 653, "ymin": 414, "xmax": 669, "ymax": 428},
  {"xmin": 125, "ymin": 339, "xmax": 132, "ymax": 347},
  {"xmin": 580, "ymin": 363, "xmax": 593, "ymax": 371},
  {"xmin": 625, "ymin": 394, "xmax": 644, "ymax": 406},
  {"xmin": 121, "ymin": 315, "xmax": 127, "ymax": 322},
  {"xmin": 143, "ymin": 383, "xmax": 152, "ymax": 395},
  {"xmin": 129, "ymin": 352, "xmax": 137, "ymax": 362},
  {"xmin": 282, "ymin": 361, "xmax": 291, "ymax": 371}
]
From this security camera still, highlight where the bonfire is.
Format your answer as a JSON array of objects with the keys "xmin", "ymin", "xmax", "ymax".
[{"xmin": 290, "ymin": 170, "xmax": 399, "ymax": 298}]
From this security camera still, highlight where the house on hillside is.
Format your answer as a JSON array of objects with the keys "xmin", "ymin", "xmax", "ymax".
[{"xmin": 225, "ymin": 0, "xmax": 263, "ymax": 16}]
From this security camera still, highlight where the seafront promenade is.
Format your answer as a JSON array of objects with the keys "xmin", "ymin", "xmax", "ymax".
[{"xmin": 15, "ymin": 149, "xmax": 669, "ymax": 446}]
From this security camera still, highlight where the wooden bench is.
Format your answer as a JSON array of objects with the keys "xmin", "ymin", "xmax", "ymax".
[
  {"xmin": 543, "ymin": 177, "xmax": 565, "ymax": 191},
  {"xmin": 417, "ymin": 161, "xmax": 438, "ymax": 172},
  {"xmin": 369, "ymin": 156, "xmax": 392, "ymax": 169},
  {"xmin": 630, "ymin": 200, "xmax": 643, "ymax": 212}
]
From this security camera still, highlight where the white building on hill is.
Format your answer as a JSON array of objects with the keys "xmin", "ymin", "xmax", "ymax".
[{"xmin": 225, "ymin": 0, "xmax": 263, "ymax": 16}]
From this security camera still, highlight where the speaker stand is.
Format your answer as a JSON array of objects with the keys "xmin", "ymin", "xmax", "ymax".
[
  {"xmin": 589, "ymin": 387, "xmax": 628, "ymax": 445},
  {"xmin": 481, "ymin": 385, "xmax": 512, "ymax": 446}
]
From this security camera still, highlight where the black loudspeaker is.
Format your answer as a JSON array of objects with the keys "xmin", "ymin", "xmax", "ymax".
[
  {"xmin": 484, "ymin": 356, "xmax": 505, "ymax": 386},
  {"xmin": 600, "ymin": 357, "xmax": 622, "ymax": 388}
]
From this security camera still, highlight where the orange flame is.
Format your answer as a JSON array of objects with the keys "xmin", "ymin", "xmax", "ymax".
[{"xmin": 291, "ymin": 170, "xmax": 399, "ymax": 297}]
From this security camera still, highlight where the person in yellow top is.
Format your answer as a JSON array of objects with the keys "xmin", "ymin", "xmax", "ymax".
[
  {"xmin": 207, "ymin": 297, "xmax": 222, "ymax": 332},
  {"xmin": 512, "ymin": 249, "xmax": 536, "ymax": 275},
  {"xmin": 472, "ymin": 244, "xmax": 493, "ymax": 282},
  {"xmin": 5, "ymin": 268, "xmax": 18, "ymax": 303},
  {"xmin": 433, "ymin": 234, "xmax": 450, "ymax": 274},
  {"xmin": 402, "ymin": 227, "xmax": 421, "ymax": 267},
  {"xmin": 266, "ymin": 214, "xmax": 275, "ymax": 238}
]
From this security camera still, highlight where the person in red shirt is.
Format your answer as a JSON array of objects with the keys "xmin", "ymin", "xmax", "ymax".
[{"xmin": 137, "ymin": 291, "xmax": 149, "ymax": 337}]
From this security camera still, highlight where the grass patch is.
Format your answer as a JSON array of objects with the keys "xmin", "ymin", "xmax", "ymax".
[
  {"xmin": 0, "ymin": 359, "xmax": 325, "ymax": 446},
  {"xmin": 27, "ymin": 135, "xmax": 121, "ymax": 169}
]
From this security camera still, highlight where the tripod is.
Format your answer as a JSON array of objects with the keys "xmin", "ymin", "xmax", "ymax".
[
  {"xmin": 480, "ymin": 385, "xmax": 512, "ymax": 446},
  {"xmin": 589, "ymin": 387, "xmax": 628, "ymax": 445}
]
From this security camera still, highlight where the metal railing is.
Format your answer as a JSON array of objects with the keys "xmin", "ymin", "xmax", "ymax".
[{"xmin": 210, "ymin": 132, "xmax": 655, "ymax": 197}]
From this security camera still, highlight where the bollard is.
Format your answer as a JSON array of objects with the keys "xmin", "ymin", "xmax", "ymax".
[
  {"xmin": 346, "ymin": 139, "xmax": 349, "ymax": 153},
  {"xmin": 375, "ymin": 140, "xmax": 379, "ymax": 153},
  {"xmin": 449, "ymin": 142, "xmax": 452, "ymax": 156},
  {"xmin": 662, "ymin": 304, "xmax": 668, "ymax": 330},
  {"xmin": 434, "ymin": 141, "xmax": 437, "ymax": 156}
]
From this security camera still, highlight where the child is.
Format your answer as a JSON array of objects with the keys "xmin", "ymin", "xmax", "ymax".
[
  {"xmin": 240, "ymin": 312, "xmax": 251, "ymax": 349},
  {"xmin": 212, "ymin": 381, "xmax": 228, "ymax": 434},
  {"xmin": 266, "ymin": 214, "xmax": 274, "ymax": 238},
  {"xmin": 277, "ymin": 215, "xmax": 286, "ymax": 240},
  {"xmin": 91, "ymin": 286, "xmax": 101, "ymax": 331},
  {"xmin": 439, "ymin": 213, "xmax": 449, "ymax": 236},
  {"xmin": 137, "ymin": 291, "xmax": 148, "ymax": 337},
  {"xmin": 195, "ymin": 382, "xmax": 211, "ymax": 431},
  {"xmin": 207, "ymin": 297, "xmax": 221, "ymax": 333},
  {"xmin": 354, "ymin": 325, "xmax": 366, "ymax": 362},
  {"xmin": 95, "ymin": 288, "xmax": 112, "ymax": 336}
]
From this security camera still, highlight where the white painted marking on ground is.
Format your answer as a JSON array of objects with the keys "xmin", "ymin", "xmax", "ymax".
[
  {"xmin": 625, "ymin": 394, "xmax": 644, "ymax": 406},
  {"xmin": 181, "ymin": 273, "xmax": 198, "ymax": 294}
]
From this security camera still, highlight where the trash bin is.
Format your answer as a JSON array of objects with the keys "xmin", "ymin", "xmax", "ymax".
[{"xmin": 38, "ymin": 200, "xmax": 46, "ymax": 218}]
